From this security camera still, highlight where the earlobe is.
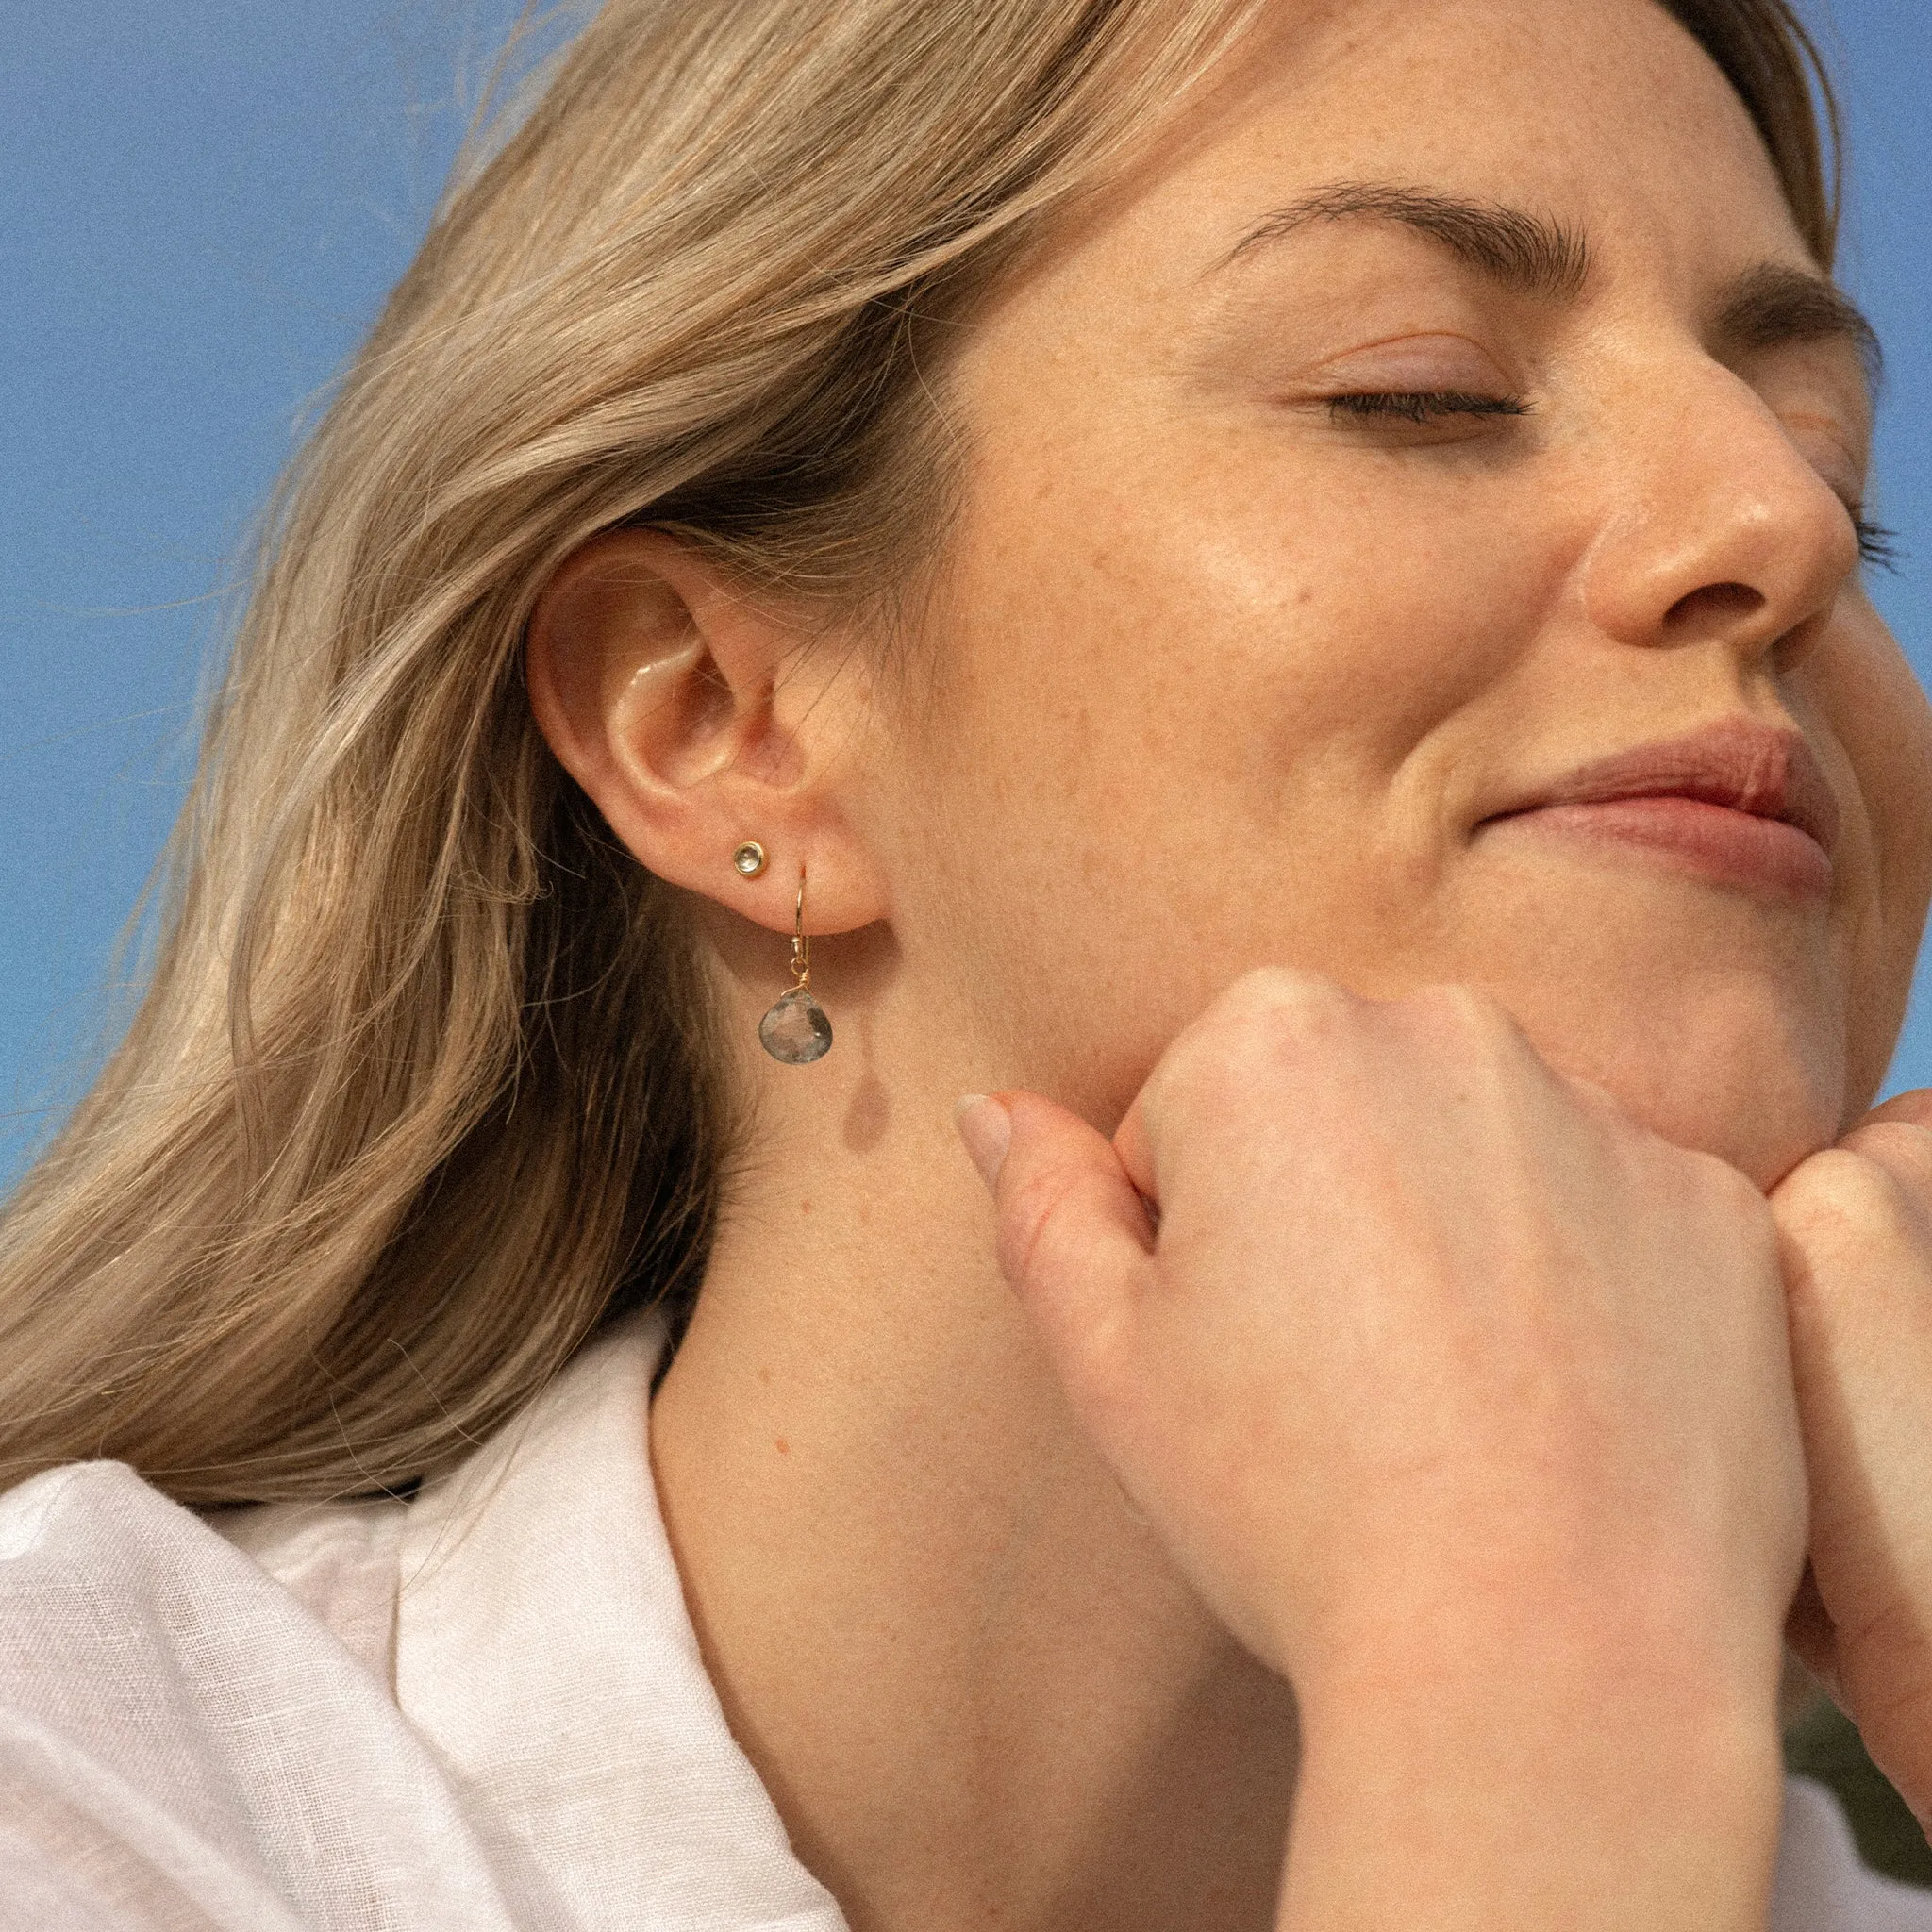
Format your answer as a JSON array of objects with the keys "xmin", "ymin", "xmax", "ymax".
[{"xmin": 524, "ymin": 527, "xmax": 889, "ymax": 935}]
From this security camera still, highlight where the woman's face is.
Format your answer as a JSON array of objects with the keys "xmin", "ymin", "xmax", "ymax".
[{"xmin": 867, "ymin": 0, "xmax": 1932, "ymax": 1186}]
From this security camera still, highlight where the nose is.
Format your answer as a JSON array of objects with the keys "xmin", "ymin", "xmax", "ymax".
[{"xmin": 1578, "ymin": 361, "xmax": 1861, "ymax": 669}]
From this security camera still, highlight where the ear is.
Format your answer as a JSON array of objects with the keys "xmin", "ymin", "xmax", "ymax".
[{"xmin": 525, "ymin": 528, "xmax": 888, "ymax": 934}]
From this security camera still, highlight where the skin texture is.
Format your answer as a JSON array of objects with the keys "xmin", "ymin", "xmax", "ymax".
[{"xmin": 524, "ymin": 0, "xmax": 1932, "ymax": 1924}]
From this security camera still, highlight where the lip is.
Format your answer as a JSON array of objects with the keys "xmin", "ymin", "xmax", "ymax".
[{"xmin": 1479, "ymin": 719, "xmax": 1841, "ymax": 900}]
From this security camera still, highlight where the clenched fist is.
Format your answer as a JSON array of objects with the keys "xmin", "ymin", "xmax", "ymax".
[{"xmin": 958, "ymin": 969, "xmax": 1806, "ymax": 1930}]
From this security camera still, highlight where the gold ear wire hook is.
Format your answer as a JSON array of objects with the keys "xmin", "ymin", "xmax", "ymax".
[{"xmin": 791, "ymin": 868, "xmax": 810, "ymax": 991}]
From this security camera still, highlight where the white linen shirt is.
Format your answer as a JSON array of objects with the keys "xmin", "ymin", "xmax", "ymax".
[{"xmin": 0, "ymin": 1313, "xmax": 1926, "ymax": 1930}]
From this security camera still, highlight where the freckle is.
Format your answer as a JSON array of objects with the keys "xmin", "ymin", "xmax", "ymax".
[
  {"xmin": 758, "ymin": 1367, "xmax": 772, "ymax": 1386},
  {"xmin": 774, "ymin": 1437, "xmax": 791, "ymax": 1456}
]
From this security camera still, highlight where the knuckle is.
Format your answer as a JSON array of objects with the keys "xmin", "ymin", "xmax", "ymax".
[
  {"xmin": 1401, "ymin": 981, "xmax": 1519, "ymax": 1049},
  {"xmin": 1775, "ymin": 1147, "xmax": 1907, "ymax": 1241},
  {"xmin": 1393, "ymin": 985, "xmax": 1540, "ymax": 1091},
  {"xmin": 1842, "ymin": 1121, "xmax": 1932, "ymax": 1195},
  {"xmin": 1221, "ymin": 964, "xmax": 1336, "ymax": 1014},
  {"xmin": 1168, "ymin": 968, "xmax": 1353, "ymax": 1093},
  {"xmin": 999, "ymin": 1162, "xmax": 1087, "ymax": 1290},
  {"xmin": 1212, "ymin": 966, "xmax": 1351, "ymax": 1047}
]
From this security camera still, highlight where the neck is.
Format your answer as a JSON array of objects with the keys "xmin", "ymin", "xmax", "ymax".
[{"xmin": 649, "ymin": 1038, "xmax": 1298, "ymax": 1932}]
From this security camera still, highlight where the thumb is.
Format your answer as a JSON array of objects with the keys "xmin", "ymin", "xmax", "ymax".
[{"xmin": 956, "ymin": 1091, "xmax": 1157, "ymax": 1390}]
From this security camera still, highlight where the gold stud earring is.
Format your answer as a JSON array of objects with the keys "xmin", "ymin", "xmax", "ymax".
[
  {"xmin": 758, "ymin": 866, "xmax": 833, "ymax": 1064},
  {"xmin": 732, "ymin": 841, "xmax": 768, "ymax": 878}
]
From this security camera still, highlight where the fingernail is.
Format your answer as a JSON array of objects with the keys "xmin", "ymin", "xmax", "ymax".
[{"xmin": 954, "ymin": 1094, "xmax": 1011, "ymax": 1191}]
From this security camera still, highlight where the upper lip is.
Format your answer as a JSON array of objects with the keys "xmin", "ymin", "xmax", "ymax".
[{"xmin": 1491, "ymin": 718, "xmax": 1842, "ymax": 855}]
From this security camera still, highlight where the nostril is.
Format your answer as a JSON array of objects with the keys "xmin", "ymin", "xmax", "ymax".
[{"xmin": 1662, "ymin": 581, "xmax": 1765, "ymax": 634}]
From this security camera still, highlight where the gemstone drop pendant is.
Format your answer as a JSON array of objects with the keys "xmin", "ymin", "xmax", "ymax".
[{"xmin": 759, "ymin": 986, "xmax": 833, "ymax": 1064}]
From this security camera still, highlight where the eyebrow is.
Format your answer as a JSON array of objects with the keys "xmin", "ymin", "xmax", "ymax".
[
  {"xmin": 1714, "ymin": 262, "xmax": 1883, "ymax": 390},
  {"xmin": 1227, "ymin": 182, "xmax": 1592, "ymax": 300},
  {"xmin": 1225, "ymin": 180, "xmax": 1882, "ymax": 387}
]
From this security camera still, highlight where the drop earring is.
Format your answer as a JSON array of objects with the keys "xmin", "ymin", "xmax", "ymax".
[{"xmin": 758, "ymin": 865, "xmax": 833, "ymax": 1064}]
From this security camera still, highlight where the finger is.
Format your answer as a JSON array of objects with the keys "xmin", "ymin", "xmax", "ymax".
[
  {"xmin": 1772, "ymin": 1146, "xmax": 1925, "ymax": 1271},
  {"xmin": 1857, "ymin": 1089, "xmax": 1932, "ymax": 1135},
  {"xmin": 957, "ymin": 1090, "xmax": 1158, "ymax": 1386},
  {"xmin": 1772, "ymin": 1152, "xmax": 1932, "ymax": 1746},
  {"xmin": 1837, "ymin": 1117, "xmax": 1932, "ymax": 1206}
]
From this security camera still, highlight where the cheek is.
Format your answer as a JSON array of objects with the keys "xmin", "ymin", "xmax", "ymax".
[
  {"xmin": 897, "ymin": 435, "xmax": 1561, "ymax": 1109},
  {"xmin": 1811, "ymin": 618, "xmax": 1932, "ymax": 1110},
  {"xmin": 945, "ymin": 427, "xmax": 1548, "ymax": 828}
]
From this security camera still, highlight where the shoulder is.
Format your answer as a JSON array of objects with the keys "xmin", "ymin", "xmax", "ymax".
[
  {"xmin": 0, "ymin": 1457, "xmax": 261, "ymax": 1670},
  {"xmin": 0, "ymin": 1457, "xmax": 402, "ymax": 1689},
  {"xmin": 0, "ymin": 1460, "xmax": 521, "ymax": 1928}
]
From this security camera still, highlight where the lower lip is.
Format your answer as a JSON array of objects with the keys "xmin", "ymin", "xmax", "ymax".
[{"xmin": 1483, "ymin": 796, "xmax": 1834, "ymax": 901}]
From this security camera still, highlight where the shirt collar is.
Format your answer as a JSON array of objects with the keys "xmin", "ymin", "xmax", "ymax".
[{"xmin": 394, "ymin": 1315, "xmax": 848, "ymax": 1932}]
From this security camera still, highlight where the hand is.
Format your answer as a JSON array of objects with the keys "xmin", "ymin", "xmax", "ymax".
[
  {"xmin": 1774, "ymin": 1087, "xmax": 1932, "ymax": 1824},
  {"xmin": 959, "ymin": 968, "xmax": 1805, "ymax": 1928}
]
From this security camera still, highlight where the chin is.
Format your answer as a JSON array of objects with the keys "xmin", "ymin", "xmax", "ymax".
[
  {"xmin": 1618, "ymin": 1068, "xmax": 1837, "ymax": 1191},
  {"xmin": 1504, "ymin": 989, "xmax": 1846, "ymax": 1191},
  {"xmin": 1447, "ymin": 868, "xmax": 1857, "ymax": 1191}
]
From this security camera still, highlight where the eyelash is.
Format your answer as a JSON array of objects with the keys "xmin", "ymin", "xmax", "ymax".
[
  {"xmin": 1852, "ymin": 513, "xmax": 1902, "ymax": 573},
  {"xmin": 1330, "ymin": 392, "xmax": 1902, "ymax": 575},
  {"xmin": 1325, "ymin": 389, "xmax": 1533, "ymax": 425}
]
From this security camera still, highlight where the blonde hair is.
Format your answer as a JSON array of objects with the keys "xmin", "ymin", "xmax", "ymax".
[{"xmin": 0, "ymin": 0, "xmax": 1839, "ymax": 1504}]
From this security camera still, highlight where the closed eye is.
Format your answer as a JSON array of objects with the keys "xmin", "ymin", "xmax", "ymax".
[
  {"xmin": 1851, "ymin": 512, "xmax": 1901, "ymax": 573},
  {"xmin": 1326, "ymin": 390, "xmax": 1534, "ymax": 425},
  {"xmin": 1327, "ymin": 399, "xmax": 1898, "ymax": 574}
]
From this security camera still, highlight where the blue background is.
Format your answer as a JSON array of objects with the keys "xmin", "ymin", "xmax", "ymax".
[{"xmin": 4, "ymin": 2, "xmax": 1929, "ymax": 1179}]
